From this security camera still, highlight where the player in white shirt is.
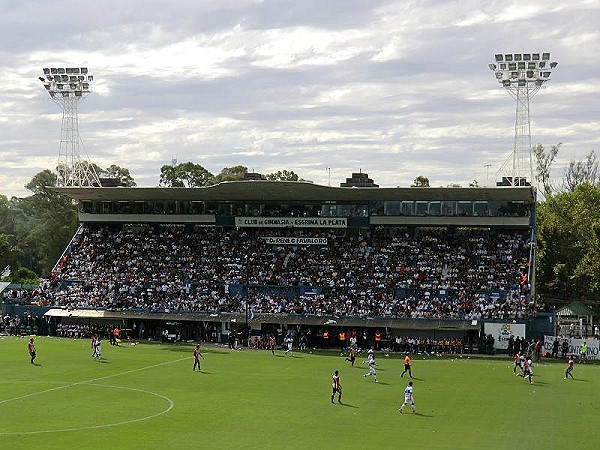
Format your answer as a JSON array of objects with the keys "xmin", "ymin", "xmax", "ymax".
[
  {"xmin": 284, "ymin": 336, "xmax": 293, "ymax": 355},
  {"xmin": 399, "ymin": 381, "xmax": 416, "ymax": 413},
  {"xmin": 518, "ymin": 353, "xmax": 526, "ymax": 377},
  {"xmin": 92, "ymin": 335, "xmax": 102, "ymax": 360},
  {"xmin": 523, "ymin": 357, "xmax": 533, "ymax": 384},
  {"xmin": 363, "ymin": 349, "xmax": 378, "ymax": 383}
]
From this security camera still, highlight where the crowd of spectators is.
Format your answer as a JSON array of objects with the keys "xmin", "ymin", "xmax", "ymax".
[
  {"xmin": 20, "ymin": 224, "xmax": 537, "ymax": 320},
  {"xmin": 54, "ymin": 323, "xmax": 114, "ymax": 339}
]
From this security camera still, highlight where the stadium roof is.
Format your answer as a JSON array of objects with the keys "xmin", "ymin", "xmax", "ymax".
[{"xmin": 50, "ymin": 181, "xmax": 536, "ymax": 203}]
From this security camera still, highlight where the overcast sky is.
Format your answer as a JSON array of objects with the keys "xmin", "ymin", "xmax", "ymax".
[{"xmin": 1, "ymin": 0, "xmax": 598, "ymax": 198}]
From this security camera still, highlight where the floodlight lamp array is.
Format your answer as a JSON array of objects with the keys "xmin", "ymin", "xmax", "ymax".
[
  {"xmin": 490, "ymin": 53, "xmax": 557, "ymax": 87},
  {"xmin": 40, "ymin": 67, "xmax": 93, "ymax": 98}
]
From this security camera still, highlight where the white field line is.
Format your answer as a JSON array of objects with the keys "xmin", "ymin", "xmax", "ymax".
[
  {"xmin": 0, "ymin": 383, "xmax": 175, "ymax": 435},
  {"xmin": 0, "ymin": 356, "xmax": 187, "ymax": 406}
]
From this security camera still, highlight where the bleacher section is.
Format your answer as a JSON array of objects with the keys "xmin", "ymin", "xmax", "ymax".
[{"xmin": 26, "ymin": 224, "xmax": 536, "ymax": 320}]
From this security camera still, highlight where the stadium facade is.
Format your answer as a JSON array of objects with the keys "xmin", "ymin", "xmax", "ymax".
[{"xmin": 3, "ymin": 178, "xmax": 554, "ymax": 352}]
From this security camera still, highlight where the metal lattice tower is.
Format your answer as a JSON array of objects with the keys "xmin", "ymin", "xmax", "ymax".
[
  {"xmin": 489, "ymin": 52, "xmax": 558, "ymax": 186},
  {"xmin": 39, "ymin": 67, "xmax": 100, "ymax": 187}
]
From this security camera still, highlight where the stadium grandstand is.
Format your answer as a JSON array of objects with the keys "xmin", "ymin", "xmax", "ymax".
[{"xmin": 2, "ymin": 173, "xmax": 551, "ymax": 352}]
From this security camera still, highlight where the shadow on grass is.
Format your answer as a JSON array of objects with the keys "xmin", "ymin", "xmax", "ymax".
[
  {"xmin": 160, "ymin": 346, "xmax": 233, "ymax": 355},
  {"xmin": 339, "ymin": 402, "xmax": 358, "ymax": 408},
  {"xmin": 401, "ymin": 377, "xmax": 423, "ymax": 382},
  {"xmin": 160, "ymin": 346, "xmax": 194, "ymax": 353}
]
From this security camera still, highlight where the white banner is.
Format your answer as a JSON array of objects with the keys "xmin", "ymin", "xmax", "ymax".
[
  {"xmin": 235, "ymin": 217, "xmax": 347, "ymax": 228},
  {"xmin": 261, "ymin": 237, "xmax": 327, "ymax": 245},
  {"xmin": 543, "ymin": 336, "xmax": 599, "ymax": 360},
  {"xmin": 484, "ymin": 322, "xmax": 526, "ymax": 349}
]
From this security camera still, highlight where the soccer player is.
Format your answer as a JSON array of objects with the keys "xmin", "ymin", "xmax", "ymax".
[
  {"xmin": 401, "ymin": 352, "xmax": 412, "ymax": 378},
  {"xmin": 523, "ymin": 357, "xmax": 533, "ymax": 384},
  {"xmin": 193, "ymin": 344, "xmax": 204, "ymax": 371},
  {"xmin": 331, "ymin": 370, "xmax": 342, "ymax": 404},
  {"xmin": 518, "ymin": 353, "xmax": 526, "ymax": 377},
  {"xmin": 513, "ymin": 352, "xmax": 522, "ymax": 376},
  {"xmin": 284, "ymin": 335, "xmax": 293, "ymax": 355},
  {"xmin": 113, "ymin": 326, "xmax": 120, "ymax": 346},
  {"xmin": 92, "ymin": 335, "xmax": 102, "ymax": 360},
  {"xmin": 268, "ymin": 335, "xmax": 276, "ymax": 356},
  {"xmin": 28, "ymin": 338, "xmax": 36, "ymax": 365},
  {"xmin": 580, "ymin": 342, "xmax": 588, "ymax": 363},
  {"xmin": 399, "ymin": 381, "xmax": 416, "ymax": 414},
  {"xmin": 91, "ymin": 334, "xmax": 96, "ymax": 357},
  {"xmin": 345, "ymin": 346, "xmax": 356, "ymax": 366},
  {"xmin": 565, "ymin": 356, "xmax": 574, "ymax": 379},
  {"xmin": 363, "ymin": 349, "xmax": 378, "ymax": 383}
]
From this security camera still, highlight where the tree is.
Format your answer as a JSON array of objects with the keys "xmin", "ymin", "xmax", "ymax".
[
  {"xmin": 0, "ymin": 194, "xmax": 10, "ymax": 230},
  {"xmin": 25, "ymin": 169, "xmax": 58, "ymax": 196},
  {"xmin": 468, "ymin": 180, "xmax": 480, "ymax": 188},
  {"xmin": 536, "ymin": 183, "xmax": 600, "ymax": 306},
  {"xmin": 563, "ymin": 150, "xmax": 599, "ymax": 192},
  {"xmin": 533, "ymin": 143, "xmax": 560, "ymax": 198},
  {"xmin": 0, "ymin": 233, "xmax": 13, "ymax": 275},
  {"xmin": 8, "ymin": 267, "xmax": 39, "ymax": 284},
  {"xmin": 19, "ymin": 171, "xmax": 78, "ymax": 275},
  {"xmin": 208, "ymin": 165, "xmax": 248, "ymax": 185},
  {"xmin": 411, "ymin": 176, "xmax": 430, "ymax": 187},
  {"xmin": 159, "ymin": 162, "xmax": 214, "ymax": 187},
  {"xmin": 265, "ymin": 170, "xmax": 300, "ymax": 181},
  {"xmin": 102, "ymin": 164, "xmax": 137, "ymax": 187}
]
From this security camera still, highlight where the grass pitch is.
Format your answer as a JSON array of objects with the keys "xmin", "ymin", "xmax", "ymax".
[{"xmin": 1, "ymin": 336, "xmax": 599, "ymax": 449}]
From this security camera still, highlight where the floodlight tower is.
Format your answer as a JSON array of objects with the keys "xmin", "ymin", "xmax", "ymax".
[
  {"xmin": 489, "ymin": 52, "xmax": 558, "ymax": 186},
  {"xmin": 39, "ymin": 67, "xmax": 100, "ymax": 187}
]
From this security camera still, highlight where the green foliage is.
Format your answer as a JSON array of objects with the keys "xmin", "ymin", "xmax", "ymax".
[
  {"xmin": 0, "ymin": 170, "xmax": 78, "ymax": 278},
  {"xmin": 536, "ymin": 183, "xmax": 600, "ymax": 306},
  {"xmin": 8, "ymin": 267, "xmax": 39, "ymax": 284},
  {"xmin": 411, "ymin": 175, "xmax": 430, "ymax": 187},
  {"xmin": 208, "ymin": 165, "xmax": 248, "ymax": 185},
  {"xmin": 265, "ymin": 170, "xmax": 300, "ymax": 181},
  {"xmin": 24, "ymin": 169, "xmax": 57, "ymax": 196},
  {"xmin": 101, "ymin": 164, "xmax": 137, "ymax": 187},
  {"xmin": 564, "ymin": 150, "xmax": 599, "ymax": 192},
  {"xmin": 159, "ymin": 162, "xmax": 214, "ymax": 187},
  {"xmin": 533, "ymin": 143, "xmax": 560, "ymax": 198}
]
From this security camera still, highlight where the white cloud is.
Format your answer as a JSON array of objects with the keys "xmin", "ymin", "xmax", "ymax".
[{"xmin": 1, "ymin": 0, "xmax": 599, "ymax": 197}]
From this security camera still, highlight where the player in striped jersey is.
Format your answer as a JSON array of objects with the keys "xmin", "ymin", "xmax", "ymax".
[
  {"xmin": 331, "ymin": 370, "xmax": 342, "ymax": 404},
  {"xmin": 564, "ymin": 356, "xmax": 574, "ymax": 379}
]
